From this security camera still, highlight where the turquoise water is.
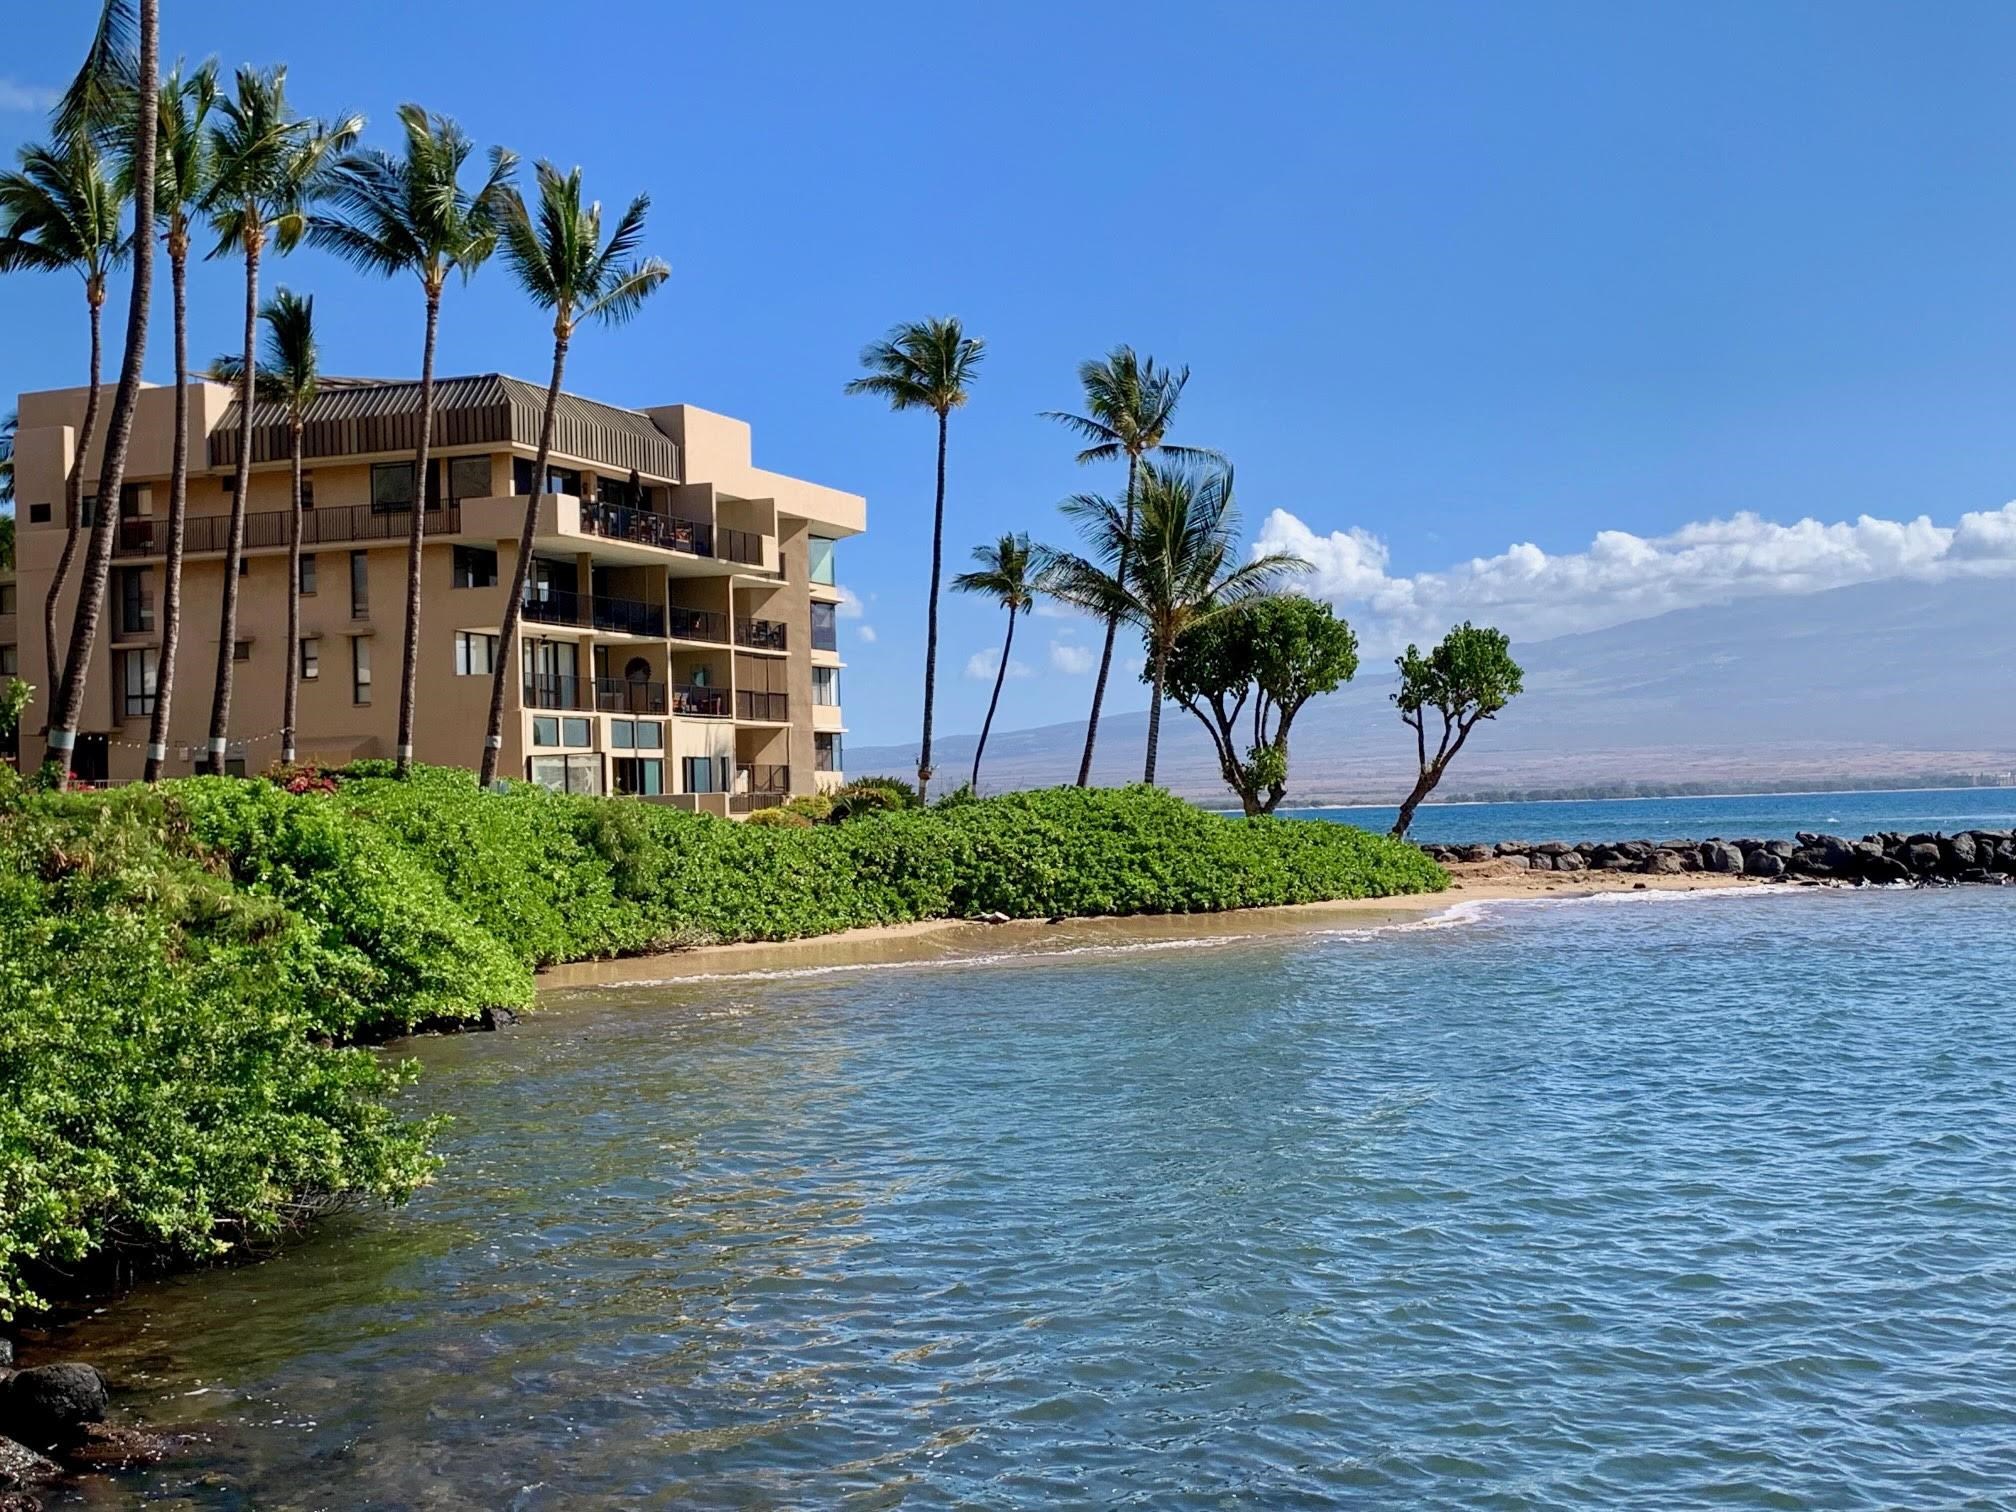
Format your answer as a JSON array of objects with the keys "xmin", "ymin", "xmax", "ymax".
[
  {"xmin": 1281, "ymin": 785, "xmax": 2016, "ymax": 844},
  {"xmin": 56, "ymin": 886, "xmax": 2016, "ymax": 1508}
]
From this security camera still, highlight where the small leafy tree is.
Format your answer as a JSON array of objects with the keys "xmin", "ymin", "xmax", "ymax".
[
  {"xmin": 1165, "ymin": 596, "xmax": 1358, "ymax": 816},
  {"xmin": 0, "ymin": 678, "xmax": 31, "ymax": 739},
  {"xmin": 1390, "ymin": 622, "xmax": 1523, "ymax": 840}
]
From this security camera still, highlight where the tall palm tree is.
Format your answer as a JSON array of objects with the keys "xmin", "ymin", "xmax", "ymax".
[
  {"xmin": 0, "ymin": 411, "xmax": 15, "ymax": 508},
  {"xmin": 311, "ymin": 105, "xmax": 517, "ymax": 779},
  {"xmin": 137, "ymin": 61, "xmax": 219, "ymax": 781},
  {"xmin": 200, "ymin": 66, "xmax": 359, "ymax": 773},
  {"xmin": 477, "ymin": 163, "xmax": 668, "ymax": 787},
  {"xmin": 0, "ymin": 134, "xmax": 129, "ymax": 704},
  {"xmin": 951, "ymin": 532, "xmax": 1038, "ymax": 792},
  {"xmin": 1044, "ymin": 462, "xmax": 1305, "ymax": 785},
  {"xmin": 845, "ymin": 317, "xmax": 984, "ymax": 801},
  {"xmin": 1041, "ymin": 348, "xmax": 1213, "ymax": 786},
  {"xmin": 53, "ymin": 0, "xmax": 137, "ymax": 144},
  {"xmin": 211, "ymin": 288, "xmax": 317, "ymax": 766},
  {"xmin": 44, "ymin": 0, "xmax": 157, "ymax": 788}
]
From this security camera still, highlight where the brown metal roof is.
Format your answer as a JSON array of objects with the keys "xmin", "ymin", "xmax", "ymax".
[{"xmin": 208, "ymin": 374, "xmax": 682, "ymax": 481}]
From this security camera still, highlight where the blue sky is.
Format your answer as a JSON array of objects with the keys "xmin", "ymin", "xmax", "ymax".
[{"xmin": 7, "ymin": 2, "xmax": 2016, "ymax": 746}]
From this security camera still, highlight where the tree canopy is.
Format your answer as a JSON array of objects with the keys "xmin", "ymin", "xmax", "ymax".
[{"xmin": 1390, "ymin": 622, "xmax": 1524, "ymax": 838}]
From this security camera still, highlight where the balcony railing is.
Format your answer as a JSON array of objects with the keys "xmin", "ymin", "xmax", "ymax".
[
  {"xmin": 594, "ymin": 594, "xmax": 665, "ymax": 638},
  {"xmin": 113, "ymin": 503, "xmax": 460, "ymax": 557},
  {"xmin": 578, "ymin": 500, "xmax": 711, "ymax": 556},
  {"xmin": 736, "ymin": 690, "xmax": 789, "ymax": 722},
  {"xmin": 718, "ymin": 526, "xmax": 765, "ymax": 566},
  {"xmin": 734, "ymin": 617, "xmax": 788, "ymax": 652},
  {"xmin": 522, "ymin": 674, "xmax": 593, "ymax": 711},
  {"xmin": 731, "ymin": 764, "xmax": 791, "ymax": 813},
  {"xmin": 667, "ymin": 606, "xmax": 728, "ymax": 643},
  {"xmin": 596, "ymin": 677, "xmax": 668, "ymax": 715},
  {"xmin": 522, "ymin": 589, "xmax": 581, "ymax": 627},
  {"xmin": 671, "ymin": 684, "xmax": 730, "ymax": 718}
]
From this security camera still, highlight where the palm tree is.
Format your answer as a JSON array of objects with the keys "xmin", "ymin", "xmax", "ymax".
[
  {"xmin": 136, "ymin": 60, "xmax": 219, "ymax": 781},
  {"xmin": 844, "ymin": 317, "xmax": 984, "ymax": 801},
  {"xmin": 200, "ymin": 66, "xmax": 359, "ymax": 773},
  {"xmin": 0, "ymin": 412, "xmax": 15, "ymax": 508},
  {"xmin": 1043, "ymin": 462, "xmax": 1306, "ymax": 785},
  {"xmin": 477, "ymin": 163, "xmax": 668, "ymax": 786},
  {"xmin": 53, "ymin": 0, "xmax": 137, "ymax": 144},
  {"xmin": 311, "ymin": 105, "xmax": 516, "ymax": 779},
  {"xmin": 44, "ymin": 0, "xmax": 157, "ymax": 787},
  {"xmin": 0, "ymin": 134, "xmax": 129, "ymax": 704},
  {"xmin": 951, "ymin": 532, "xmax": 1038, "ymax": 792},
  {"xmin": 1041, "ymin": 348, "xmax": 1213, "ymax": 786},
  {"xmin": 210, "ymin": 288, "xmax": 317, "ymax": 766}
]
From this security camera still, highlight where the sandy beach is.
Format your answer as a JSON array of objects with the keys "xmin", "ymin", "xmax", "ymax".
[{"xmin": 538, "ymin": 860, "xmax": 1763, "ymax": 988}]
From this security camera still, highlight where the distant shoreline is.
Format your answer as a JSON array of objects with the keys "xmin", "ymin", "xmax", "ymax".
[{"xmin": 1265, "ymin": 781, "xmax": 2016, "ymax": 813}]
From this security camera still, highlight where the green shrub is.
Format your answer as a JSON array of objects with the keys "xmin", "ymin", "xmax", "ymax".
[{"xmin": 746, "ymin": 806, "xmax": 812, "ymax": 829}]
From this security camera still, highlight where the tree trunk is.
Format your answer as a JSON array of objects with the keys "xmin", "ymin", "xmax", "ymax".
[
  {"xmin": 1143, "ymin": 641, "xmax": 1167, "ymax": 786},
  {"xmin": 45, "ymin": 0, "xmax": 156, "ymax": 787},
  {"xmin": 396, "ymin": 286, "xmax": 442, "ymax": 778},
  {"xmin": 43, "ymin": 293, "xmax": 104, "ymax": 707},
  {"xmin": 206, "ymin": 222, "xmax": 261, "ymax": 775},
  {"xmin": 280, "ymin": 418, "xmax": 303, "ymax": 764},
  {"xmin": 144, "ymin": 235, "xmax": 190, "ymax": 782},
  {"xmin": 1076, "ymin": 451, "xmax": 1138, "ymax": 787},
  {"xmin": 479, "ymin": 328, "xmax": 569, "ymax": 787},
  {"xmin": 1390, "ymin": 766, "xmax": 1439, "ymax": 841},
  {"xmin": 971, "ymin": 603, "xmax": 1015, "ymax": 791},
  {"xmin": 916, "ymin": 409, "xmax": 947, "ymax": 801}
]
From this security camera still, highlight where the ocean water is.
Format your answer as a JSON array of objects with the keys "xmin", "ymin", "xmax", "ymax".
[
  {"xmin": 1279, "ymin": 785, "xmax": 2016, "ymax": 845},
  {"xmin": 52, "ymin": 886, "xmax": 2016, "ymax": 1509}
]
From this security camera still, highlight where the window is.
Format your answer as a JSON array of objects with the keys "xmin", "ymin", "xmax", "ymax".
[
  {"xmin": 682, "ymin": 755, "xmax": 718, "ymax": 794},
  {"xmin": 612, "ymin": 757, "xmax": 664, "ymax": 796},
  {"xmin": 562, "ymin": 716, "xmax": 591, "ymax": 747},
  {"xmin": 300, "ymin": 637, "xmax": 319, "ymax": 681},
  {"xmin": 299, "ymin": 553, "xmax": 317, "ymax": 595},
  {"xmin": 812, "ymin": 666, "xmax": 840, "ymax": 706},
  {"xmin": 0, "ymin": 645, "xmax": 15, "ymax": 677},
  {"xmin": 816, "ymin": 731, "xmax": 843, "ymax": 773},
  {"xmin": 0, "ymin": 582, "xmax": 14, "ymax": 615},
  {"xmin": 351, "ymin": 636, "xmax": 372, "ymax": 704},
  {"xmin": 117, "ymin": 647, "xmax": 158, "ymax": 717},
  {"xmin": 28, "ymin": 503, "xmax": 49, "ymax": 524},
  {"xmin": 528, "ymin": 754, "xmax": 602, "ymax": 794},
  {"xmin": 452, "ymin": 545, "xmax": 498, "ymax": 588},
  {"xmin": 455, "ymin": 631, "xmax": 498, "ymax": 676},
  {"xmin": 447, "ymin": 455, "xmax": 491, "ymax": 502},
  {"xmin": 810, "ymin": 601, "xmax": 838, "ymax": 652},
  {"xmin": 531, "ymin": 716, "xmax": 560, "ymax": 747},
  {"xmin": 301, "ymin": 472, "xmax": 316, "ymax": 510},
  {"xmin": 239, "ymin": 557, "xmax": 250, "ymax": 576},
  {"xmin": 512, "ymin": 457, "xmax": 581, "ymax": 497},
  {"xmin": 350, "ymin": 550, "xmax": 369, "ymax": 617},
  {"xmin": 609, "ymin": 719, "xmax": 663, "ymax": 751},
  {"xmin": 233, "ymin": 640, "xmax": 252, "ymax": 662},
  {"xmin": 807, "ymin": 535, "xmax": 836, "ymax": 586},
  {"xmin": 81, "ymin": 494, "xmax": 98, "ymax": 527},
  {"xmin": 118, "ymin": 567, "xmax": 154, "ymax": 634},
  {"xmin": 371, "ymin": 461, "xmax": 417, "ymax": 512}
]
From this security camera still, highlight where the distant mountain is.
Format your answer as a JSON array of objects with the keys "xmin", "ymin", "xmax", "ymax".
[{"xmin": 848, "ymin": 578, "xmax": 2016, "ymax": 803}]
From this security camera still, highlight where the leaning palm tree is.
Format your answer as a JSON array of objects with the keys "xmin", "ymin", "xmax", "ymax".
[
  {"xmin": 844, "ymin": 317, "xmax": 984, "ymax": 801},
  {"xmin": 1044, "ymin": 462, "xmax": 1306, "ymax": 785},
  {"xmin": 200, "ymin": 66, "xmax": 360, "ymax": 772},
  {"xmin": 311, "ymin": 105, "xmax": 517, "ymax": 779},
  {"xmin": 135, "ymin": 60, "xmax": 219, "ymax": 781},
  {"xmin": 44, "ymin": 0, "xmax": 158, "ymax": 787},
  {"xmin": 0, "ymin": 134, "xmax": 129, "ymax": 702},
  {"xmin": 951, "ymin": 533, "xmax": 1038, "ymax": 792},
  {"xmin": 1041, "ymin": 348, "xmax": 1213, "ymax": 787},
  {"xmin": 477, "ymin": 163, "xmax": 668, "ymax": 787},
  {"xmin": 210, "ymin": 287, "xmax": 317, "ymax": 766}
]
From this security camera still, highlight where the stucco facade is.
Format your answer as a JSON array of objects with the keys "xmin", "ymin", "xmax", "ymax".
[{"xmin": 3, "ymin": 376, "xmax": 860, "ymax": 810}]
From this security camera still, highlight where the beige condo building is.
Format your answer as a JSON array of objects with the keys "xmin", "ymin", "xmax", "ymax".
[{"xmin": 1, "ymin": 375, "xmax": 862, "ymax": 811}]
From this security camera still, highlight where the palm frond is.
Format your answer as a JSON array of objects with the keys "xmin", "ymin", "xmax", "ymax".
[{"xmin": 54, "ymin": 0, "xmax": 139, "ymax": 143}]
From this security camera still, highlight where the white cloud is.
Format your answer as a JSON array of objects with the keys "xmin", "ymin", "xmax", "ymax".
[
  {"xmin": 965, "ymin": 647, "xmax": 1032, "ymax": 682},
  {"xmin": 1034, "ymin": 597, "xmax": 1095, "ymax": 621},
  {"xmin": 1257, "ymin": 501, "xmax": 2016, "ymax": 655},
  {"xmin": 1049, "ymin": 640, "xmax": 1094, "ymax": 674},
  {"xmin": 834, "ymin": 584, "xmax": 866, "ymax": 619},
  {"xmin": 0, "ymin": 80, "xmax": 57, "ymax": 113},
  {"xmin": 856, "ymin": 624, "xmax": 878, "ymax": 644}
]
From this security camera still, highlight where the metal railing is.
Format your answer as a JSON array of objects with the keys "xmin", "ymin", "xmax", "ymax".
[
  {"xmin": 671, "ymin": 684, "xmax": 730, "ymax": 718},
  {"xmin": 731, "ymin": 764, "xmax": 791, "ymax": 813},
  {"xmin": 596, "ymin": 677, "xmax": 668, "ymax": 715},
  {"xmin": 523, "ymin": 674, "xmax": 593, "ymax": 711},
  {"xmin": 578, "ymin": 500, "xmax": 711, "ymax": 556},
  {"xmin": 522, "ymin": 589, "xmax": 581, "ymax": 627},
  {"xmin": 734, "ymin": 617, "xmax": 787, "ymax": 651},
  {"xmin": 594, "ymin": 594, "xmax": 665, "ymax": 638},
  {"xmin": 717, "ymin": 526, "xmax": 765, "ymax": 566},
  {"xmin": 667, "ymin": 606, "xmax": 728, "ymax": 643},
  {"xmin": 114, "ymin": 503, "xmax": 460, "ymax": 557},
  {"xmin": 735, "ymin": 689, "xmax": 789, "ymax": 722}
]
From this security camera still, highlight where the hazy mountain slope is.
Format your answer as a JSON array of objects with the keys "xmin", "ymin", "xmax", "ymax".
[{"xmin": 847, "ymin": 578, "xmax": 2016, "ymax": 802}]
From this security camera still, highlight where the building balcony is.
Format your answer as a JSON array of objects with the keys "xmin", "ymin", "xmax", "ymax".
[
  {"xmin": 523, "ymin": 674, "xmax": 593, "ymax": 711},
  {"xmin": 456, "ymin": 494, "xmax": 773, "ymax": 575},
  {"xmin": 113, "ymin": 502, "xmax": 463, "ymax": 558},
  {"xmin": 671, "ymin": 685, "xmax": 730, "ymax": 718},
  {"xmin": 668, "ymin": 606, "xmax": 728, "ymax": 644},
  {"xmin": 521, "ymin": 590, "xmax": 666, "ymax": 639},
  {"xmin": 734, "ymin": 617, "xmax": 788, "ymax": 652},
  {"xmin": 731, "ymin": 764, "xmax": 790, "ymax": 813},
  {"xmin": 596, "ymin": 677, "xmax": 668, "ymax": 715},
  {"xmin": 735, "ymin": 689, "xmax": 789, "ymax": 723}
]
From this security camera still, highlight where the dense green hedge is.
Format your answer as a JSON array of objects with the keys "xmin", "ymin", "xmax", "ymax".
[{"xmin": 0, "ymin": 766, "xmax": 1442, "ymax": 1314}]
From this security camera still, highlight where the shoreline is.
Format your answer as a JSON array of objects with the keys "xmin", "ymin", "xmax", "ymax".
[
  {"xmin": 1255, "ymin": 781, "xmax": 2016, "ymax": 814},
  {"xmin": 537, "ymin": 863, "xmax": 1761, "ymax": 989}
]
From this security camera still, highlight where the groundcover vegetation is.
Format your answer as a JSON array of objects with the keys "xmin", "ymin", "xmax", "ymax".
[{"xmin": 0, "ymin": 765, "xmax": 1442, "ymax": 1314}]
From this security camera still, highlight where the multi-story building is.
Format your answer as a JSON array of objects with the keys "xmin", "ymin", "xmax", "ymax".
[{"xmin": 2, "ymin": 375, "xmax": 861, "ymax": 811}]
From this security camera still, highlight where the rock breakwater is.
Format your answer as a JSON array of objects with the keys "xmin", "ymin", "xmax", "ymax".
[{"xmin": 1420, "ymin": 830, "xmax": 2016, "ymax": 885}]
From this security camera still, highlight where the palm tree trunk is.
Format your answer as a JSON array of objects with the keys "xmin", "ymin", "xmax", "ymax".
[
  {"xmin": 1076, "ymin": 451, "xmax": 1137, "ymax": 787},
  {"xmin": 44, "ymin": 295, "xmax": 104, "ymax": 705},
  {"xmin": 144, "ymin": 237, "xmax": 190, "ymax": 781},
  {"xmin": 1142, "ymin": 639, "xmax": 1167, "ymax": 786},
  {"xmin": 281, "ymin": 419, "xmax": 303, "ymax": 764},
  {"xmin": 46, "ymin": 0, "xmax": 156, "ymax": 787},
  {"xmin": 207, "ymin": 224, "xmax": 260, "ymax": 775},
  {"xmin": 479, "ymin": 329, "xmax": 569, "ymax": 787},
  {"xmin": 396, "ymin": 286, "xmax": 441, "ymax": 778},
  {"xmin": 917, "ymin": 409, "xmax": 947, "ymax": 801},
  {"xmin": 971, "ymin": 603, "xmax": 1015, "ymax": 791}
]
